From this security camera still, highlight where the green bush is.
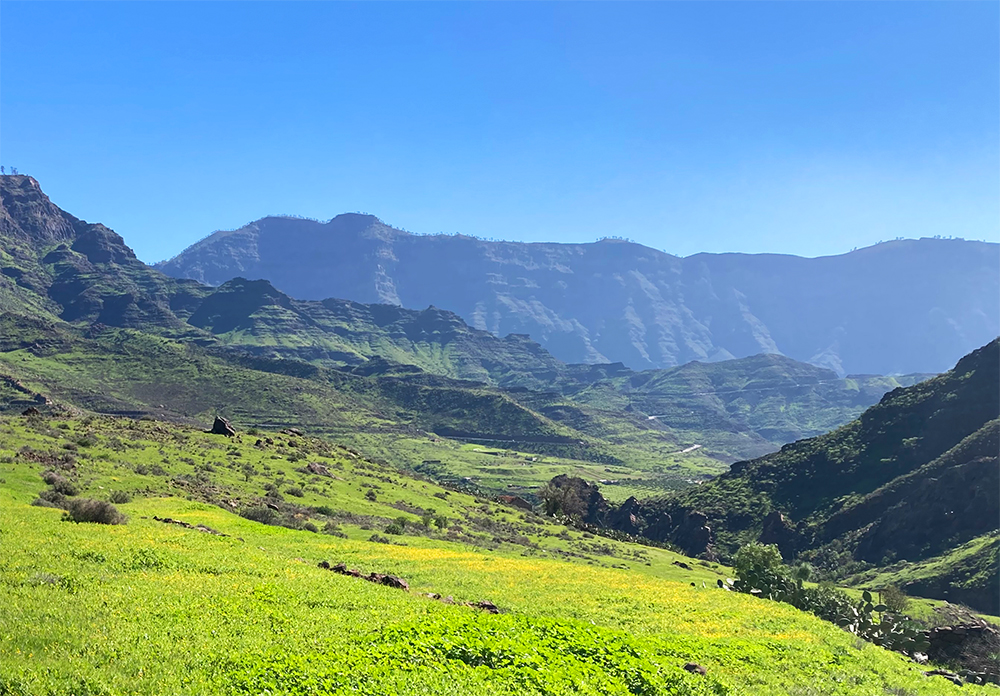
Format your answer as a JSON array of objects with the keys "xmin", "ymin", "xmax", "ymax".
[
  {"xmin": 879, "ymin": 585, "xmax": 910, "ymax": 614},
  {"xmin": 721, "ymin": 543, "xmax": 928, "ymax": 656}
]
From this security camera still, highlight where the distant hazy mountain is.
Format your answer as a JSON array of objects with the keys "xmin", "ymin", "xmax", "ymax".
[{"xmin": 157, "ymin": 214, "xmax": 1000, "ymax": 375}]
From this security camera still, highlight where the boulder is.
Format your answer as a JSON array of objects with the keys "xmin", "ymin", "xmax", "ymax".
[
  {"xmin": 758, "ymin": 510, "xmax": 800, "ymax": 558},
  {"xmin": 683, "ymin": 662, "xmax": 707, "ymax": 676},
  {"xmin": 210, "ymin": 416, "xmax": 236, "ymax": 437},
  {"xmin": 673, "ymin": 511, "xmax": 716, "ymax": 560},
  {"xmin": 607, "ymin": 496, "xmax": 644, "ymax": 536}
]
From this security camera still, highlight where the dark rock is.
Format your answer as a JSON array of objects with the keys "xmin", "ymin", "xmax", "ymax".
[
  {"xmin": 473, "ymin": 600, "xmax": 500, "ymax": 614},
  {"xmin": 318, "ymin": 560, "xmax": 331, "ymax": 569},
  {"xmin": 758, "ymin": 510, "xmax": 800, "ymax": 558},
  {"xmin": 673, "ymin": 561, "xmax": 692, "ymax": 570},
  {"xmin": 21, "ymin": 406, "xmax": 40, "ymax": 416},
  {"xmin": 307, "ymin": 462, "xmax": 331, "ymax": 477},
  {"xmin": 266, "ymin": 502, "xmax": 279, "ymax": 511},
  {"xmin": 673, "ymin": 511, "xmax": 716, "ymax": 560},
  {"xmin": 380, "ymin": 575, "xmax": 409, "ymax": 591},
  {"xmin": 210, "ymin": 416, "xmax": 236, "ymax": 437},
  {"xmin": 683, "ymin": 662, "xmax": 707, "ymax": 676},
  {"xmin": 608, "ymin": 496, "xmax": 645, "ymax": 536},
  {"xmin": 496, "ymin": 495, "xmax": 532, "ymax": 511},
  {"xmin": 923, "ymin": 623, "xmax": 1000, "ymax": 683}
]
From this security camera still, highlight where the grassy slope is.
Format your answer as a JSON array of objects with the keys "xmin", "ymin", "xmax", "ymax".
[
  {"xmin": 567, "ymin": 355, "xmax": 931, "ymax": 462},
  {"xmin": 0, "ymin": 318, "xmax": 725, "ymax": 499},
  {"xmin": 0, "ymin": 413, "xmax": 984, "ymax": 696}
]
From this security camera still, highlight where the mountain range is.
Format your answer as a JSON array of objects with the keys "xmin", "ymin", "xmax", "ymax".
[
  {"xmin": 0, "ymin": 174, "xmax": 927, "ymax": 467},
  {"xmin": 156, "ymin": 213, "xmax": 999, "ymax": 375},
  {"xmin": 2, "ymin": 173, "xmax": 998, "ymax": 617}
]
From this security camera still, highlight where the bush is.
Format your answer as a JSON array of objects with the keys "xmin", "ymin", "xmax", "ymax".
[
  {"xmin": 302, "ymin": 521, "xmax": 319, "ymax": 533},
  {"xmin": 109, "ymin": 490, "xmax": 132, "ymax": 504},
  {"xmin": 365, "ymin": 489, "xmax": 377, "ymax": 502},
  {"xmin": 285, "ymin": 486, "xmax": 305, "ymax": 498},
  {"xmin": 36, "ymin": 488, "xmax": 67, "ymax": 507},
  {"xmin": 384, "ymin": 523, "xmax": 404, "ymax": 535},
  {"xmin": 721, "ymin": 543, "xmax": 928, "ymax": 655},
  {"xmin": 312, "ymin": 505, "xmax": 336, "ymax": 517},
  {"xmin": 323, "ymin": 521, "xmax": 347, "ymax": 538},
  {"xmin": 42, "ymin": 471, "xmax": 78, "ymax": 496},
  {"xmin": 368, "ymin": 534, "xmax": 391, "ymax": 544},
  {"xmin": 241, "ymin": 506, "xmax": 279, "ymax": 525},
  {"xmin": 879, "ymin": 585, "xmax": 910, "ymax": 614},
  {"xmin": 63, "ymin": 498, "xmax": 126, "ymax": 525}
]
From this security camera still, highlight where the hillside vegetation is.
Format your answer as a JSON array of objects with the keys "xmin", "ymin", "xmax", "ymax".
[
  {"xmin": 0, "ymin": 411, "xmax": 989, "ymax": 696},
  {"xmin": 635, "ymin": 340, "xmax": 1000, "ymax": 613}
]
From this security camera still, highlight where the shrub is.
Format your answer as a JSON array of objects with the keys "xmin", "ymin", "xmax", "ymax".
[
  {"xmin": 285, "ymin": 486, "xmax": 305, "ymax": 498},
  {"xmin": 721, "ymin": 543, "xmax": 927, "ymax": 655},
  {"xmin": 368, "ymin": 534, "xmax": 391, "ymax": 544},
  {"xmin": 63, "ymin": 499, "xmax": 126, "ymax": 525},
  {"xmin": 36, "ymin": 488, "xmax": 67, "ymax": 507},
  {"xmin": 879, "ymin": 585, "xmax": 910, "ymax": 614},
  {"xmin": 365, "ymin": 489, "xmax": 377, "ymax": 501},
  {"xmin": 241, "ymin": 506, "xmax": 279, "ymax": 525},
  {"xmin": 323, "ymin": 521, "xmax": 347, "ymax": 538},
  {"xmin": 42, "ymin": 471, "xmax": 78, "ymax": 496},
  {"xmin": 384, "ymin": 523, "xmax": 404, "ymax": 535},
  {"xmin": 302, "ymin": 521, "xmax": 319, "ymax": 533},
  {"xmin": 109, "ymin": 490, "xmax": 131, "ymax": 504},
  {"xmin": 433, "ymin": 515, "xmax": 448, "ymax": 530}
]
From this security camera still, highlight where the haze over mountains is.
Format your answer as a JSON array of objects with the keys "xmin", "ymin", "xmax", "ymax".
[{"xmin": 157, "ymin": 213, "xmax": 1000, "ymax": 376}]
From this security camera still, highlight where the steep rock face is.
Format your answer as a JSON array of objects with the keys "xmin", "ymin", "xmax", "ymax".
[
  {"xmin": 0, "ymin": 175, "xmax": 207, "ymax": 330},
  {"xmin": 157, "ymin": 214, "xmax": 1000, "ymax": 375}
]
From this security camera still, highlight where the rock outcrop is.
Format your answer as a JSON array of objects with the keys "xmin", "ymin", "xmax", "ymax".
[{"xmin": 210, "ymin": 416, "xmax": 236, "ymax": 437}]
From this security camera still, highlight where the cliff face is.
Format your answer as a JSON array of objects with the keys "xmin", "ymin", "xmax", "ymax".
[{"xmin": 157, "ymin": 214, "xmax": 1000, "ymax": 375}]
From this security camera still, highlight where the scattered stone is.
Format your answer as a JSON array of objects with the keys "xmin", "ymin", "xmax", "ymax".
[
  {"xmin": 471, "ymin": 600, "xmax": 500, "ymax": 614},
  {"xmin": 209, "ymin": 416, "xmax": 236, "ymax": 437},
  {"xmin": 496, "ymin": 495, "xmax": 532, "ymax": 511},
  {"xmin": 152, "ymin": 516, "xmax": 228, "ymax": 537},
  {"xmin": 306, "ymin": 462, "xmax": 332, "ymax": 477},
  {"xmin": 683, "ymin": 662, "xmax": 707, "ymax": 676}
]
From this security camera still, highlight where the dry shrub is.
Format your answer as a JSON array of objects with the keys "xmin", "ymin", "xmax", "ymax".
[{"xmin": 64, "ymin": 498, "xmax": 127, "ymax": 525}]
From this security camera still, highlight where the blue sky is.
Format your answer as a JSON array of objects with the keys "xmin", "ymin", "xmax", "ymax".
[{"xmin": 2, "ymin": 2, "xmax": 997, "ymax": 263}]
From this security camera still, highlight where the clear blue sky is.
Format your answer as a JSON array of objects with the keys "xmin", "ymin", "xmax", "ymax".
[{"xmin": 2, "ymin": 2, "xmax": 997, "ymax": 263}]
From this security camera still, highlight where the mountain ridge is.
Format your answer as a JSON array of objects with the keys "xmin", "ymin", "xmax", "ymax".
[{"xmin": 156, "ymin": 212, "xmax": 1000, "ymax": 375}]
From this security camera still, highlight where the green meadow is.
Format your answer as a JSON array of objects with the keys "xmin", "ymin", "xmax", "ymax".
[{"xmin": 0, "ymin": 413, "xmax": 987, "ymax": 695}]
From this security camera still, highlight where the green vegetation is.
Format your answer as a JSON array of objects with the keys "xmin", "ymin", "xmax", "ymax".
[
  {"xmin": 1, "ymin": 412, "xmax": 988, "ymax": 695},
  {"xmin": 638, "ymin": 340, "xmax": 1000, "ymax": 614}
]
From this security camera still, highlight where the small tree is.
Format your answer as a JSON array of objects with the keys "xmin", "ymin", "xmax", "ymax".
[{"xmin": 879, "ymin": 585, "xmax": 910, "ymax": 614}]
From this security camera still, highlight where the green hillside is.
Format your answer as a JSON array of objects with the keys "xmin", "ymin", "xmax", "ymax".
[
  {"xmin": 0, "ymin": 411, "xmax": 987, "ymax": 696},
  {"xmin": 566, "ymin": 354, "xmax": 931, "ymax": 461},
  {"xmin": 633, "ymin": 340, "xmax": 1000, "ymax": 613}
]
